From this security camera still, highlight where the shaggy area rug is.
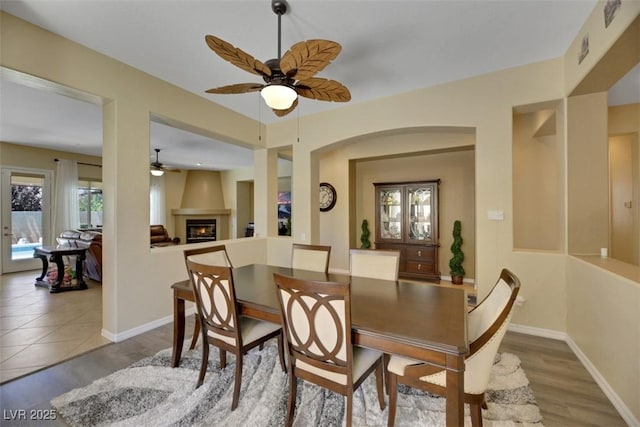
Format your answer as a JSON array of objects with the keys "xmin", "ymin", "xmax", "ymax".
[{"xmin": 51, "ymin": 342, "xmax": 544, "ymax": 426}]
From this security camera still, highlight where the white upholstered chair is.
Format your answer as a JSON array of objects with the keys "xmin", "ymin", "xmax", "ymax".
[
  {"xmin": 291, "ymin": 243, "xmax": 331, "ymax": 273},
  {"xmin": 186, "ymin": 260, "xmax": 286, "ymax": 410},
  {"xmin": 349, "ymin": 248, "xmax": 400, "ymax": 281},
  {"xmin": 183, "ymin": 245, "xmax": 234, "ymax": 350},
  {"xmin": 386, "ymin": 268, "xmax": 521, "ymax": 427},
  {"xmin": 184, "ymin": 244, "xmax": 233, "ymax": 268},
  {"xmin": 273, "ymin": 272, "xmax": 386, "ymax": 427}
]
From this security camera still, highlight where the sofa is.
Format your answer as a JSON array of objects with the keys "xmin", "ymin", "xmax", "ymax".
[
  {"xmin": 150, "ymin": 225, "xmax": 180, "ymax": 247},
  {"xmin": 57, "ymin": 230, "xmax": 103, "ymax": 282}
]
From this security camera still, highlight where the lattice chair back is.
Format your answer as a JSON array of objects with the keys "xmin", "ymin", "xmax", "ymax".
[
  {"xmin": 186, "ymin": 260, "xmax": 240, "ymax": 347},
  {"xmin": 274, "ymin": 273, "xmax": 352, "ymax": 385}
]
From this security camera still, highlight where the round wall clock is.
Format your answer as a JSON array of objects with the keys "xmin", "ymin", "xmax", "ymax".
[{"xmin": 319, "ymin": 182, "xmax": 337, "ymax": 212}]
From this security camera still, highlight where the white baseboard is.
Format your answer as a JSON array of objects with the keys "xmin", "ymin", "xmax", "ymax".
[
  {"xmin": 564, "ymin": 335, "xmax": 639, "ymax": 427},
  {"xmin": 507, "ymin": 322, "xmax": 567, "ymax": 341},
  {"xmin": 509, "ymin": 323, "xmax": 639, "ymax": 427},
  {"xmin": 441, "ymin": 274, "xmax": 475, "ymax": 285},
  {"xmin": 101, "ymin": 306, "xmax": 196, "ymax": 343}
]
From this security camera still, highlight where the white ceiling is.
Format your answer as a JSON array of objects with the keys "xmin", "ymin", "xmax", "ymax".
[{"xmin": 1, "ymin": 0, "xmax": 636, "ymax": 171}]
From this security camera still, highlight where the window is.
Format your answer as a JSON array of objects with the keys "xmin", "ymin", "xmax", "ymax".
[{"xmin": 78, "ymin": 180, "xmax": 103, "ymax": 229}]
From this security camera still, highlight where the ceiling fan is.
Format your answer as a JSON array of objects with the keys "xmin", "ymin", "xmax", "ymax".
[
  {"xmin": 150, "ymin": 148, "xmax": 181, "ymax": 176},
  {"xmin": 204, "ymin": 0, "xmax": 351, "ymax": 117}
]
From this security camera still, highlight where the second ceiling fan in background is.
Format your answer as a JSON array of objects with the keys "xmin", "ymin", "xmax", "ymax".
[{"xmin": 204, "ymin": 0, "xmax": 351, "ymax": 117}]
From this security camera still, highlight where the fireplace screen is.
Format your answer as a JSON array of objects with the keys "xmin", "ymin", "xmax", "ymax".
[{"xmin": 186, "ymin": 219, "xmax": 216, "ymax": 243}]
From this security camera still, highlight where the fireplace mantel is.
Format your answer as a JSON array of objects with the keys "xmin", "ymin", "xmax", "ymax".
[{"xmin": 171, "ymin": 208, "xmax": 231, "ymax": 216}]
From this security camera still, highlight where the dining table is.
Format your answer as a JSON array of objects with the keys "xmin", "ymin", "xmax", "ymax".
[{"xmin": 171, "ymin": 263, "xmax": 469, "ymax": 426}]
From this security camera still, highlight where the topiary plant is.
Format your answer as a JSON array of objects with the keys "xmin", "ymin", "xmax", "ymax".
[
  {"xmin": 360, "ymin": 219, "xmax": 371, "ymax": 249},
  {"xmin": 449, "ymin": 220, "xmax": 465, "ymax": 284}
]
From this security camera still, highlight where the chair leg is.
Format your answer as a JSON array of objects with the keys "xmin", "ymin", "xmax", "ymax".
[
  {"xmin": 231, "ymin": 352, "xmax": 243, "ymax": 411},
  {"xmin": 277, "ymin": 333, "xmax": 287, "ymax": 373},
  {"xmin": 196, "ymin": 342, "xmax": 209, "ymax": 388},
  {"xmin": 383, "ymin": 353, "xmax": 390, "ymax": 394},
  {"xmin": 470, "ymin": 402, "xmax": 483, "ymax": 427},
  {"xmin": 387, "ymin": 371, "xmax": 398, "ymax": 427},
  {"xmin": 220, "ymin": 348, "xmax": 227, "ymax": 369},
  {"xmin": 285, "ymin": 372, "xmax": 297, "ymax": 427},
  {"xmin": 189, "ymin": 317, "xmax": 200, "ymax": 350},
  {"xmin": 346, "ymin": 393, "xmax": 353, "ymax": 427},
  {"xmin": 375, "ymin": 361, "xmax": 386, "ymax": 410}
]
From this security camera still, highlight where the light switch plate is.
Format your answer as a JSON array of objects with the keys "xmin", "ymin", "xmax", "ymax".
[{"xmin": 488, "ymin": 210, "xmax": 504, "ymax": 220}]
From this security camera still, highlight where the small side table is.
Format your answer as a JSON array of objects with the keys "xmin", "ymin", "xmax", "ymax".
[{"xmin": 33, "ymin": 246, "xmax": 88, "ymax": 293}]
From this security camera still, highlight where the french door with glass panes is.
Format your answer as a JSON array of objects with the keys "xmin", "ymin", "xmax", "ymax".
[{"xmin": 1, "ymin": 167, "xmax": 52, "ymax": 273}]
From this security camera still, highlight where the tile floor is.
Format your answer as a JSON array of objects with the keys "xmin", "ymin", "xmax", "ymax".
[{"xmin": 0, "ymin": 270, "xmax": 108, "ymax": 383}]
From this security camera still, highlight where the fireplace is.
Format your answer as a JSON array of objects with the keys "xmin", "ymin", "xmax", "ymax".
[{"xmin": 186, "ymin": 219, "xmax": 216, "ymax": 244}]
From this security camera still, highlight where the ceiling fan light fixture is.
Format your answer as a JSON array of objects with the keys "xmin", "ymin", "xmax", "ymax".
[
  {"xmin": 260, "ymin": 84, "xmax": 297, "ymax": 110},
  {"xmin": 150, "ymin": 168, "xmax": 164, "ymax": 177}
]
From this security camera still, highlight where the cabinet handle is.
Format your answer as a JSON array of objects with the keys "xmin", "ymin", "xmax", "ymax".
[
  {"xmin": 418, "ymin": 264, "xmax": 422, "ymax": 270},
  {"xmin": 418, "ymin": 250, "xmax": 422, "ymax": 257}
]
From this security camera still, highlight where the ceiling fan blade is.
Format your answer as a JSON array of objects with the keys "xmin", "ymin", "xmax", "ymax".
[
  {"xmin": 280, "ymin": 40, "xmax": 342, "ymax": 80},
  {"xmin": 205, "ymin": 35, "xmax": 272, "ymax": 78},
  {"xmin": 296, "ymin": 78, "xmax": 351, "ymax": 102},
  {"xmin": 273, "ymin": 98, "xmax": 299, "ymax": 117},
  {"xmin": 206, "ymin": 83, "xmax": 264, "ymax": 94}
]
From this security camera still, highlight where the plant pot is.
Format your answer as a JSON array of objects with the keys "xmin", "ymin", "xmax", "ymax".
[{"xmin": 451, "ymin": 275, "xmax": 464, "ymax": 285}]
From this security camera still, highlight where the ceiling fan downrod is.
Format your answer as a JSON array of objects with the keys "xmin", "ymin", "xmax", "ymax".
[{"xmin": 272, "ymin": 0, "xmax": 287, "ymax": 59}]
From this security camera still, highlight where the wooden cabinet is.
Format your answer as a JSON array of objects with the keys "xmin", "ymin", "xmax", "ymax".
[{"xmin": 374, "ymin": 180, "xmax": 440, "ymax": 282}]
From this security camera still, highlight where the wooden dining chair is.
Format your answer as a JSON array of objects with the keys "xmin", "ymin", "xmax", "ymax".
[
  {"xmin": 349, "ymin": 248, "xmax": 400, "ymax": 281},
  {"xmin": 273, "ymin": 272, "xmax": 386, "ymax": 427},
  {"xmin": 386, "ymin": 268, "xmax": 521, "ymax": 427},
  {"xmin": 186, "ymin": 259, "xmax": 286, "ymax": 409},
  {"xmin": 182, "ymin": 245, "xmax": 234, "ymax": 350},
  {"xmin": 291, "ymin": 243, "xmax": 331, "ymax": 273}
]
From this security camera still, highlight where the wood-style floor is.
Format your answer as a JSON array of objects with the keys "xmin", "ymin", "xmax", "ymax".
[
  {"xmin": 0, "ymin": 317, "xmax": 628, "ymax": 426},
  {"xmin": 500, "ymin": 332, "xmax": 628, "ymax": 427}
]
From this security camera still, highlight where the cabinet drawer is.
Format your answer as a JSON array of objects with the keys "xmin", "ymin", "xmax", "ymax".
[
  {"xmin": 405, "ymin": 260, "xmax": 435, "ymax": 274},
  {"xmin": 405, "ymin": 246, "xmax": 435, "ymax": 261}
]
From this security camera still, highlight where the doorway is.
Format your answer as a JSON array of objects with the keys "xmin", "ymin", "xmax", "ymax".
[
  {"xmin": 609, "ymin": 133, "xmax": 638, "ymax": 265},
  {"xmin": 1, "ymin": 167, "xmax": 53, "ymax": 273}
]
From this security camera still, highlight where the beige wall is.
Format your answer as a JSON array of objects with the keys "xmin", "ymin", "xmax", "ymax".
[
  {"xmin": 2, "ymin": 6, "xmax": 640, "ymax": 423},
  {"xmin": 354, "ymin": 146, "xmax": 476, "ymax": 279},
  {"xmin": 567, "ymin": 92, "xmax": 610, "ymax": 255},
  {"xmin": 609, "ymin": 134, "xmax": 637, "ymax": 264},
  {"xmin": 1, "ymin": 11, "xmax": 265, "ymax": 335},
  {"xmin": 1, "ymin": 142, "xmax": 102, "ymax": 181},
  {"xmin": 608, "ymin": 104, "xmax": 640, "ymax": 266},
  {"xmin": 314, "ymin": 130, "xmax": 475, "ymax": 277},
  {"xmin": 179, "ymin": 170, "xmax": 226, "ymax": 209},
  {"xmin": 513, "ymin": 105, "xmax": 565, "ymax": 252},
  {"xmin": 567, "ymin": 257, "xmax": 640, "ymax": 420},
  {"xmin": 563, "ymin": 6, "xmax": 640, "ymax": 423},
  {"xmin": 565, "ymin": 3, "xmax": 640, "ymax": 96}
]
